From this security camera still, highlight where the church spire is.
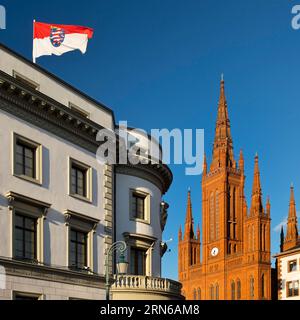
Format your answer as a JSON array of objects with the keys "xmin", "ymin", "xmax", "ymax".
[
  {"xmin": 211, "ymin": 77, "xmax": 234, "ymax": 170},
  {"xmin": 184, "ymin": 188, "xmax": 195, "ymax": 240},
  {"xmin": 284, "ymin": 185, "xmax": 299, "ymax": 250},
  {"xmin": 250, "ymin": 154, "xmax": 263, "ymax": 216}
]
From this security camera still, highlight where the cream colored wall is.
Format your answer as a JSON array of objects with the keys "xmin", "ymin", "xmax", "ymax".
[
  {"xmin": 0, "ymin": 109, "xmax": 106, "ymax": 275},
  {"xmin": 0, "ymin": 275, "xmax": 105, "ymax": 300},
  {"xmin": 115, "ymin": 173, "xmax": 162, "ymax": 277}
]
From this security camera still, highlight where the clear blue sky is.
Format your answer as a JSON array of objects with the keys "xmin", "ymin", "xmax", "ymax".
[{"xmin": 1, "ymin": 0, "xmax": 300, "ymax": 280}]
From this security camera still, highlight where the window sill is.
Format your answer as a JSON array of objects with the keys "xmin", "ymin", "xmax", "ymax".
[
  {"xmin": 130, "ymin": 217, "xmax": 151, "ymax": 225},
  {"xmin": 69, "ymin": 193, "xmax": 92, "ymax": 204},
  {"xmin": 13, "ymin": 173, "xmax": 42, "ymax": 186}
]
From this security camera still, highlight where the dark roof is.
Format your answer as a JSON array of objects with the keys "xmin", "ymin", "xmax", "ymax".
[{"xmin": 0, "ymin": 42, "xmax": 115, "ymax": 124}]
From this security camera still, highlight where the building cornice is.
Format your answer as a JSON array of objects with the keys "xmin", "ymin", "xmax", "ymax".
[
  {"xmin": 0, "ymin": 70, "xmax": 106, "ymax": 153},
  {"xmin": 0, "ymin": 43, "xmax": 115, "ymax": 121},
  {"xmin": 116, "ymin": 162, "xmax": 173, "ymax": 194}
]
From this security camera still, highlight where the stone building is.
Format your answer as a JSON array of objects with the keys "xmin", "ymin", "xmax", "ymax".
[
  {"xmin": 178, "ymin": 79, "xmax": 271, "ymax": 300},
  {"xmin": 0, "ymin": 43, "xmax": 182, "ymax": 300}
]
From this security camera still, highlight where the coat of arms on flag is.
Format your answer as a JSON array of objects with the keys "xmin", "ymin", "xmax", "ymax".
[
  {"xmin": 50, "ymin": 26, "xmax": 65, "ymax": 47},
  {"xmin": 33, "ymin": 21, "xmax": 93, "ymax": 62}
]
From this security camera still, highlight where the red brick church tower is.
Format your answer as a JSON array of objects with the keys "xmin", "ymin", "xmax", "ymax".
[{"xmin": 178, "ymin": 78, "xmax": 271, "ymax": 300}]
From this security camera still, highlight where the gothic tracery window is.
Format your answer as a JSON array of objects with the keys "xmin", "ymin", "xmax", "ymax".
[
  {"xmin": 250, "ymin": 276, "xmax": 255, "ymax": 299},
  {"xmin": 237, "ymin": 279, "xmax": 241, "ymax": 300},
  {"xmin": 231, "ymin": 281, "xmax": 235, "ymax": 300},
  {"xmin": 209, "ymin": 193, "xmax": 215, "ymax": 241},
  {"xmin": 215, "ymin": 191, "xmax": 220, "ymax": 239}
]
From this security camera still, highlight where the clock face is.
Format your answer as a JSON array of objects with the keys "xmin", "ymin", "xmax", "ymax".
[{"xmin": 211, "ymin": 247, "xmax": 219, "ymax": 257}]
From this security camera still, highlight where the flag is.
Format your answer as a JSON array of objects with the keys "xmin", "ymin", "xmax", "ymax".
[{"xmin": 33, "ymin": 21, "xmax": 93, "ymax": 62}]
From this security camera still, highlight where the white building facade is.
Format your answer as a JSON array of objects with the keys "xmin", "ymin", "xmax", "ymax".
[
  {"xmin": 0, "ymin": 43, "xmax": 182, "ymax": 300},
  {"xmin": 275, "ymin": 247, "xmax": 300, "ymax": 300}
]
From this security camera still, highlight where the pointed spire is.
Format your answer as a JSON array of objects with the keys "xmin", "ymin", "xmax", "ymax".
[
  {"xmin": 197, "ymin": 224, "xmax": 200, "ymax": 241},
  {"xmin": 285, "ymin": 185, "xmax": 298, "ymax": 246},
  {"xmin": 203, "ymin": 153, "xmax": 207, "ymax": 175},
  {"xmin": 280, "ymin": 226, "xmax": 284, "ymax": 252},
  {"xmin": 184, "ymin": 189, "xmax": 195, "ymax": 240},
  {"xmin": 211, "ymin": 78, "xmax": 234, "ymax": 170},
  {"xmin": 178, "ymin": 225, "xmax": 182, "ymax": 242},
  {"xmin": 250, "ymin": 154, "xmax": 263, "ymax": 216},
  {"xmin": 239, "ymin": 149, "xmax": 244, "ymax": 172},
  {"xmin": 266, "ymin": 196, "xmax": 271, "ymax": 217}
]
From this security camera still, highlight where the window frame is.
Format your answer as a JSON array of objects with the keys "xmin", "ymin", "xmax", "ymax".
[
  {"xmin": 13, "ymin": 70, "xmax": 40, "ymax": 90},
  {"xmin": 288, "ymin": 260, "xmax": 297, "ymax": 273},
  {"xmin": 287, "ymin": 280, "xmax": 299, "ymax": 298},
  {"xmin": 13, "ymin": 291, "xmax": 43, "ymax": 300},
  {"xmin": 69, "ymin": 102, "xmax": 90, "ymax": 119},
  {"xmin": 13, "ymin": 133, "xmax": 42, "ymax": 185},
  {"xmin": 69, "ymin": 228, "xmax": 88, "ymax": 270},
  {"xmin": 64, "ymin": 209, "xmax": 99, "ymax": 273},
  {"xmin": 14, "ymin": 212, "xmax": 37, "ymax": 262},
  {"xmin": 69, "ymin": 158, "xmax": 92, "ymax": 202},
  {"xmin": 130, "ymin": 247, "xmax": 147, "ymax": 276},
  {"xmin": 129, "ymin": 189, "xmax": 150, "ymax": 224}
]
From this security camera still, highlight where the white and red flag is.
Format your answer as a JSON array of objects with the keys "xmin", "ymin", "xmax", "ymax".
[{"xmin": 33, "ymin": 21, "xmax": 93, "ymax": 62}]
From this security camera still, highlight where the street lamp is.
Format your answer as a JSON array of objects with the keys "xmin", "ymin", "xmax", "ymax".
[{"xmin": 105, "ymin": 240, "xmax": 128, "ymax": 300}]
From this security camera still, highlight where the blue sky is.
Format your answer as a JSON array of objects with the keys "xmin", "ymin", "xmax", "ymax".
[{"xmin": 1, "ymin": 0, "xmax": 300, "ymax": 280}]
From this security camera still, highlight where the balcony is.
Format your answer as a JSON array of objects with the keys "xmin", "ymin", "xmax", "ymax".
[{"xmin": 111, "ymin": 275, "xmax": 184, "ymax": 300}]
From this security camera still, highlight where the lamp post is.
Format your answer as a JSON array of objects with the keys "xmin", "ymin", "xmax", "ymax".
[{"xmin": 105, "ymin": 240, "xmax": 128, "ymax": 300}]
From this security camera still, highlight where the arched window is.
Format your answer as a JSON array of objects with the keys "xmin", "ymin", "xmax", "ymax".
[
  {"xmin": 234, "ymin": 244, "xmax": 237, "ymax": 253},
  {"xmin": 263, "ymin": 225, "xmax": 266, "ymax": 251},
  {"xmin": 194, "ymin": 247, "xmax": 197, "ymax": 264},
  {"xmin": 252, "ymin": 225, "xmax": 255, "ymax": 251},
  {"xmin": 248, "ymin": 225, "xmax": 251, "ymax": 252},
  {"xmin": 197, "ymin": 288, "xmax": 201, "ymax": 300},
  {"xmin": 250, "ymin": 276, "xmax": 255, "ymax": 299},
  {"xmin": 231, "ymin": 281, "xmax": 236, "ymax": 300},
  {"xmin": 193, "ymin": 288, "xmax": 197, "ymax": 300},
  {"xmin": 237, "ymin": 279, "xmax": 241, "ymax": 300},
  {"xmin": 210, "ymin": 284, "xmax": 214, "ymax": 300},
  {"xmin": 210, "ymin": 193, "xmax": 215, "ymax": 241},
  {"xmin": 228, "ymin": 243, "xmax": 232, "ymax": 254},
  {"xmin": 215, "ymin": 191, "xmax": 220, "ymax": 239},
  {"xmin": 261, "ymin": 274, "xmax": 265, "ymax": 299},
  {"xmin": 215, "ymin": 284, "xmax": 219, "ymax": 300}
]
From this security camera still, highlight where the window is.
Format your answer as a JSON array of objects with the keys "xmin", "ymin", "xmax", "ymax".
[
  {"xmin": 209, "ymin": 193, "xmax": 215, "ymax": 241},
  {"xmin": 132, "ymin": 192, "xmax": 145, "ymax": 220},
  {"xmin": 237, "ymin": 279, "xmax": 241, "ymax": 300},
  {"xmin": 69, "ymin": 159, "xmax": 92, "ymax": 201},
  {"xmin": 209, "ymin": 285, "xmax": 214, "ymax": 300},
  {"xmin": 287, "ymin": 281, "xmax": 299, "ymax": 297},
  {"xmin": 69, "ymin": 103, "xmax": 89, "ymax": 119},
  {"xmin": 14, "ymin": 293, "xmax": 40, "ymax": 300},
  {"xmin": 261, "ymin": 274, "xmax": 265, "ymax": 298},
  {"xmin": 288, "ymin": 260, "xmax": 297, "ymax": 272},
  {"xmin": 69, "ymin": 229, "xmax": 87, "ymax": 270},
  {"xmin": 193, "ymin": 289, "xmax": 197, "ymax": 300},
  {"xmin": 250, "ymin": 276, "xmax": 255, "ymax": 299},
  {"xmin": 14, "ymin": 213, "xmax": 37, "ymax": 261},
  {"xmin": 215, "ymin": 191, "xmax": 220, "ymax": 239},
  {"xmin": 130, "ymin": 190, "xmax": 150, "ymax": 222},
  {"xmin": 215, "ymin": 284, "xmax": 219, "ymax": 300},
  {"xmin": 13, "ymin": 71, "xmax": 39, "ymax": 90},
  {"xmin": 197, "ymin": 288, "xmax": 201, "ymax": 300},
  {"xmin": 13, "ymin": 134, "xmax": 42, "ymax": 184},
  {"xmin": 130, "ymin": 248, "xmax": 146, "ymax": 275},
  {"xmin": 231, "ymin": 281, "xmax": 236, "ymax": 300}
]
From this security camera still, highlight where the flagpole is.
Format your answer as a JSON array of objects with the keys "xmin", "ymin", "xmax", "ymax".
[{"xmin": 33, "ymin": 19, "xmax": 36, "ymax": 63}]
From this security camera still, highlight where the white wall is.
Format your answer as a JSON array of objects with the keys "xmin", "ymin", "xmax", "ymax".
[
  {"xmin": 279, "ymin": 252, "xmax": 300, "ymax": 300},
  {"xmin": 0, "ymin": 47, "xmax": 113, "ymax": 129},
  {"xmin": 115, "ymin": 173, "xmax": 162, "ymax": 277},
  {"xmin": 0, "ymin": 109, "xmax": 106, "ymax": 275}
]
